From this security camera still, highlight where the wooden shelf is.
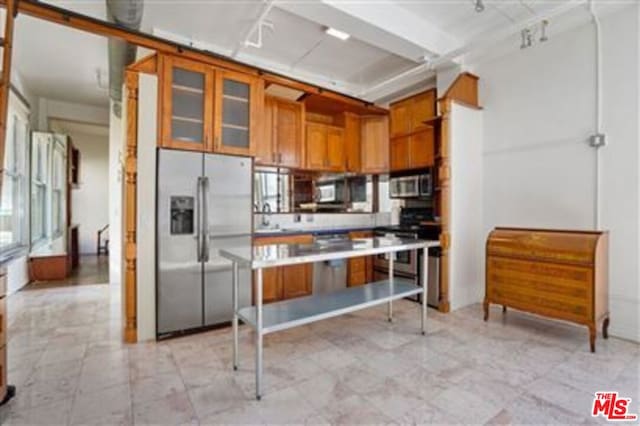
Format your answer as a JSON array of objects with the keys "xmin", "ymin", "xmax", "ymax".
[
  {"xmin": 172, "ymin": 115, "xmax": 204, "ymax": 124},
  {"xmin": 223, "ymin": 94, "xmax": 249, "ymax": 103},
  {"xmin": 172, "ymin": 84, "xmax": 204, "ymax": 94},
  {"xmin": 422, "ymin": 115, "xmax": 442, "ymax": 127}
]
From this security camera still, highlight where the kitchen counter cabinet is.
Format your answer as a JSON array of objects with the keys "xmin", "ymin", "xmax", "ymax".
[
  {"xmin": 252, "ymin": 234, "xmax": 313, "ymax": 304},
  {"xmin": 348, "ymin": 231, "xmax": 373, "ymax": 286},
  {"xmin": 390, "ymin": 128, "xmax": 435, "ymax": 172}
]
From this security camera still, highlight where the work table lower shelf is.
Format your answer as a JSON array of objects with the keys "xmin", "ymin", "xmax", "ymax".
[{"xmin": 238, "ymin": 279, "xmax": 420, "ymax": 335}]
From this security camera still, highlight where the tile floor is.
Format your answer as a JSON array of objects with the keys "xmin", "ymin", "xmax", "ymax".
[{"xmin": 0, "ymin": 281, "xmax": 638, "ymax": 425}]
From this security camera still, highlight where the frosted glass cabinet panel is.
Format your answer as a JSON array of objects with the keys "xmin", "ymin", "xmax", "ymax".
[
  {"xmin": 161, "ymin": 56, "xmax": 213, "ymax": 151},
  {"xmin": 215, "ymin": 71, "xmax": 258, "ymax": 156}
]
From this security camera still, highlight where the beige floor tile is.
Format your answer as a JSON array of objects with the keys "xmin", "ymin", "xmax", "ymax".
[
  {"xmin": 131, "ymin": 371, "xmax": 187, "ymax": 405},
  {"xmin": 70, "ymin": 383, "xmax": 132, "ymax": 424},
  {"xmin": 132, "ymin": 391, "xmax": 198, "ymax": 425},
  {"xmin": 188, "ymin": 375, "xmax": 247, "ymax": 418}
]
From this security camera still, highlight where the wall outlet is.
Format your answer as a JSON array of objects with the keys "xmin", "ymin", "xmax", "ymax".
[
  {"xmin": 293, "ymin": 214, "xmax": 302, "ymax": 223},
  {"xmin": 306, "ymin": 214, "xmax": 314, "ymax": 223}
]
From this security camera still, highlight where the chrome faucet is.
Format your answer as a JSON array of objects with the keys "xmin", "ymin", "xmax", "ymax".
[{"xmin": 261, "ymin": 203, "xmax": 272, "ymax": 228}]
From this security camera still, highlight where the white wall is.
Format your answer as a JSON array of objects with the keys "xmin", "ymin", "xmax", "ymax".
[
  {"xmin": 474, "ymin": 5, "xmax": 640, "ymax": 342},
  {"xmin": 137, "ymin": 74, "xmax": 158, "ymax": 341},
  {"xmin": 108, "ymin": 101, "xmax": 123, "ymax": 286},
  {"xmin": 449, "ymin": 102, "xmax": 484, "ymax": 310},
  {"xmin": 69, "ymin": 130, "xmax": 109, "ymax": 254}
]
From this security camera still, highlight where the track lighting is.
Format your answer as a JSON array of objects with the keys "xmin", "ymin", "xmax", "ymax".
[
  {"xmin": 520, "ymin": 20, "xmax": 550, "ymax": 49},
  {"xmin": 474, "ymin": 0, "xmax": 485, "ymax": 13}
]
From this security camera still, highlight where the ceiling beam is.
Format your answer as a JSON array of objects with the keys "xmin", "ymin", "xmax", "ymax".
[{"xmin": 275, "ymin": 1, "xmax": 460, "ymax": 64}]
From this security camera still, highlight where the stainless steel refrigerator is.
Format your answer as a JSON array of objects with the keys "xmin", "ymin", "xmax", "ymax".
[{"xmin": 157, "ymin": 148, "xmax": 252, "ymax": 336}]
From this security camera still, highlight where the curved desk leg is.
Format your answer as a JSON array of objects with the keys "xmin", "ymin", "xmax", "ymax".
[
  {"xmin": 255, "ymin": 268, "xmax": 263, "ymax": 400},
  {"xmin": 232, "ymin": 261, "xmax": 239, "ymax": 371},
  {"xmin": 422, "ymin": 246, "xmax": 428, "ymax": 335},
  {"xmin": 387, "ymin": 256, "xmax": 394, "ymax": 322}
]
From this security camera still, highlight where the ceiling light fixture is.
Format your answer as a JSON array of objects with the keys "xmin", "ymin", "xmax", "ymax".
[
  {"xmin": 325, "ymin": 27, "xmax": 350, "ymax": 41},
  {"xmin": 474, "ymin": 0, "xmax": 485, "ymax": 13}
]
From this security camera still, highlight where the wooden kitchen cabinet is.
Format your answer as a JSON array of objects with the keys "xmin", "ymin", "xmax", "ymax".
[
  {"xmin": 253, "ymin": 234, "xmax": 313, "ymax": 303},
  {"xmin": 257, "ymin": 96, "xmax": 304, "ymax": 168},
  {"xmin": 390, "ymin": 99, "xmax": 412, "ymax": 138},
  {"xmin": 390, "ymin": 128, "xmax": 435, "ymax": 172},
  {"xmin": 160, "ymin": 56, "xmax": 214, "ymax": 151},
  {"xmin": 390, "ymin": 135, "xmax": 411, "ymax": 171},
  {"xmin": 344, "ymin": 113, "xmax": 361, "ymax": 172},
  {"xmin": 360, "ymin": 115, "xmax": 389, "ymax": 174},
  {"xmin": 390, "ymin": 88, "xmax": 437, "ymax": 138},
  {"xmin": 214, "ymin": 70, "xmax": 260, "ymax": 156},
  {"xmin": 159, "ymin": 55, "xmax": 259, "ymax": 156},
  {"xmin": 326, "ymin": 126, "xmax": 345, "ymax": 171},
  {"xmin": 305, "ymin": 122, "xmax": 345, "ymax": 171},
  {"xmin": 347, "ymin": 231, "xmax": 373, "ymax": 286}
]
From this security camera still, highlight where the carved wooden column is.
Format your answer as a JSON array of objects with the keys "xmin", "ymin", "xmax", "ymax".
[
  {"xmin": 123, "ymin": 70, "xmax": 139, "ymax": 343},
  {"xmin": 437, "ymin": 98, "xmax": 451, "ymax": 313}
]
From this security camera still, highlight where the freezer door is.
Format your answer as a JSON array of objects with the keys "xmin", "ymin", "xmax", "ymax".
[
  {"xmin": 203, "ymin": 154, "xmax": 252, "ymax": 326},
  {"xmin": 157, "ymin": 149, "xmax": 204, "ymax": 334}
]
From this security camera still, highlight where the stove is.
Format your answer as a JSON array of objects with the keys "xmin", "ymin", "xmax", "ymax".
[{"xmin": 374, "ymin": 208, "xmax": 441, "ymax": 307}]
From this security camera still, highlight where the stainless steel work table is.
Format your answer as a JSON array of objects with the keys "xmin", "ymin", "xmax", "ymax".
[{"xmin": 220, "ymin": 237, "xmax": 440, "ymax": 400}]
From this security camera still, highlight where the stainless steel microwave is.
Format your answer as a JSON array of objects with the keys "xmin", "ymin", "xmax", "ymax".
[
  {"xmin": 316, "ymin": 181, "xmax": 345, "ymax": 203},
  {"xmin": 389, "ymin": 173, "xmax": 432, "ymax": 199}
]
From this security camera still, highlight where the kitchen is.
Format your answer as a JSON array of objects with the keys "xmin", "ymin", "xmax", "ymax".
[{"xmin": 0, "ymin": 1, "xmax": 638, "ymax": 424}]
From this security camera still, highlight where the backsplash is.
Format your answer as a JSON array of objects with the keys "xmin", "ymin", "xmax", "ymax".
[{"xmin": 253, "ymin": 212, "xmax": 393, "ymax": 231}]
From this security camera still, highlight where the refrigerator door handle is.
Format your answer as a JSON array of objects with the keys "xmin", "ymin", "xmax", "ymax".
[
  {"xmin": 202, "ymin": 176, "xmax": 210, "ymax": 262},
  {"xmin": 196, "ymin": 176, "xmax": 204, "ymax": 262}
]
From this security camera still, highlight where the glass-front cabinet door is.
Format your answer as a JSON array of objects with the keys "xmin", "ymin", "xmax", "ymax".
[
  {"xmin": 214, "ymin": 71, "xmax": 259, "ymax": 156},
  {"xmin": 161, "ymin": 56, "xmax": 213, "ymax": 151}
]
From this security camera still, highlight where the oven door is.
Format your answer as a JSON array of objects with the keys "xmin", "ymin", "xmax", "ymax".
[{"xmin": 373, "ymin": 231, "xmax": 418, "ymax": 275}]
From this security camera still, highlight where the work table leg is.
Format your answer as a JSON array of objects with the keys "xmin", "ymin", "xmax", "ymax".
[
  {"xmin": 255, "ymin": 268, "xmax": 263, "ymax": 400},
  {"xmin": 232, "ymin": 261, "xmax": 239, "ymax": 371},
  {"xmin": 387, "ymin": 256, "xmax": 394, "ymax": 322},
  {"xmin": 422, "ymin": 247, "xmax": 428, "ymax": 335}
]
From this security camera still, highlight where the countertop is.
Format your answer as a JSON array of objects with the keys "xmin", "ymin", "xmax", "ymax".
[
  {"xmin": 220, "ymin": 236, "xmax": 440, "ymax": 269},
  {"xmin": 252, "ymin": 225, "xmax": 377, "ymax": 238}
]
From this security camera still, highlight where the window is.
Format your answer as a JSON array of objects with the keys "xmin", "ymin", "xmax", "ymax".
[
  {"xmin": 0, "ymin": 94, "xmax": 30, "ymax": 253},
  {"xmin": 31, "ymin": 133, "xmax": 49, "ymax": 244},
  {"xmin": 51, "ymin": 138, "xmax": 66, "ymax": 237}
]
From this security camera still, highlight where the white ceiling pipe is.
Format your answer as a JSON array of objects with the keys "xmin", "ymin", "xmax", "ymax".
[{"xmin": 232, "ymin": 0, "xmax": 276, "ymax": 58}]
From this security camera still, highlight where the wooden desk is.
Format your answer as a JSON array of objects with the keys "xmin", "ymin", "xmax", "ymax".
[{"xmin": 484, "ymin": 227, "xmax": 609, "ymax": 352}]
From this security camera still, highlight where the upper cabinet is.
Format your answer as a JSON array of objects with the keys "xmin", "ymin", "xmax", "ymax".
[
  {"xmin": 389, "ymin": 89, "xmax": 437, "ymax": 172},
  {"xmin": 361, "ymin": 116, "xmax": 389, "ymax": 174},
  {"xmin": 256, "ymin": 96, "xmax": 304, "ymax": 168},
  {"xmin": 159, "ymin": 56, "xmax": 258, "ymax": 156},
  {"xmin": 305, "ymin": 122, "xmax": 344, "ymax": 172},
  {"xmin": 344, "ymin": 113, "xmax": 361, "ymax": 173},
  {"xmin": 214, "ymin": 71, "xmax": 260, "ymax": 156},
  {"xmin": 160, "ymin": 56, "xmax": 214, "ymax": 152}
]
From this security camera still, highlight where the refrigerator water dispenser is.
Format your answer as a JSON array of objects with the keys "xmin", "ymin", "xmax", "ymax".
[{"xmin": 170, "ymin": 196, "xmax": 194, "ymax": 234}]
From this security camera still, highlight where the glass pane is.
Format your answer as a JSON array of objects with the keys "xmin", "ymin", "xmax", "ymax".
[
  {"xmin": 224, "ymin": 79, "xmax": 249, "ymax": 98},
  {"xmin": 172, "ymin": 90, "xmax": 204, "ymax": 121},
  {"xmin": 222, "ymin": 98, "xmax": 249, "ymax": 128},
  {"xmin": 173, "ymin": 67, "xmax": 204, "ymax": 90},
  {"xmin": 222, "ymin": 126, "xmax": 249, "ymax": 148},
  {"xmin": 172, "ymin": 120, "xmax": 203, "ymax": 143},
  {"xmin": 0, "ymin": 176, "xmax": 14, "ymax": 247}
]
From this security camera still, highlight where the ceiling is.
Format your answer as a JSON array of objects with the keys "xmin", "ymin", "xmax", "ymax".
[
  {"xmin": 13, "ymin": 14, "xmax": 109, "ymax": 107},
  {"xmin": 12, "ymin": 0, "xmax": 620, "ymax": 107}
]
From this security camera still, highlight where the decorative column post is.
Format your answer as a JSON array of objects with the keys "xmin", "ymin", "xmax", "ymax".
[
  {"xmin": 123, "ymin": 70, "xmax": 139, "ymax": 343},
  {"xmin": 437, "ymin": 98, "xmax": 451, "ymax": 313}
]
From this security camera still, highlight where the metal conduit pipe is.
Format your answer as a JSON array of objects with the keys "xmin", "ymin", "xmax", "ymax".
[
  {"xmin": 588, "ymin": 0, "xmax": 605, "ymax": 230},
  {"xmin": 106, "ymin": 0, "xmax": 144, "ymax": 117}
]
